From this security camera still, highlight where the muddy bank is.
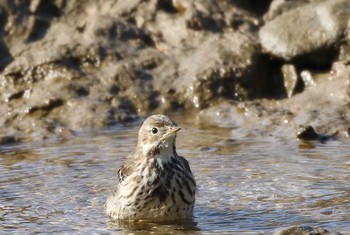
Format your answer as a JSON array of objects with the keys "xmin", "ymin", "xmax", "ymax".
[
  {"xmin": 0, "ymin": 0, "xmax": 349, "ymax": 143},
  {"xmin": 198, "ymin": 62, "xmax": 350, "ymax": 142}
]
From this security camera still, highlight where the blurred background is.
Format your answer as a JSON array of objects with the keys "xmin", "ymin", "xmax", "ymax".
[{"xmin": 0, "ymin": 0, "xmax": 349, "ymax": 142}]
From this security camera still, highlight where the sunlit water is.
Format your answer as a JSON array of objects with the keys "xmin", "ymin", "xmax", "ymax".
[{"xmin": 1, "ymin": 116, "xmax": 350, "ymax": 234}]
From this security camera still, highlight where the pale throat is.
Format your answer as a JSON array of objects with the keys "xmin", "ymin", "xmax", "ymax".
[{"xmin": 142, "ymin": 136, "xmax": 176, "ymax": 159}]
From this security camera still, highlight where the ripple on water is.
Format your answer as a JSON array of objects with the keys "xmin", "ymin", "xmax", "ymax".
[{"xmin": 0, "ymin": 124, "xmax": 349, "ymax": 234}]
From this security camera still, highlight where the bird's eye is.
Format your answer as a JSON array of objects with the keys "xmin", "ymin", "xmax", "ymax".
[{"xmin": 151, "ymin": 127, "xmax": 158, "ymax": 134}]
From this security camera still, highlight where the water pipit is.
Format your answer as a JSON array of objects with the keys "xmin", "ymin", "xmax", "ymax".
[{"xmin": 106, "ymin": 114, "xmax": 196, "ymax": 221}]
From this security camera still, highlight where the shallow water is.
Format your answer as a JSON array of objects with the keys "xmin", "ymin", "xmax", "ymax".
[{"xmin": 1, "ymin": 116, "xmax": 350, "ymax": 234}]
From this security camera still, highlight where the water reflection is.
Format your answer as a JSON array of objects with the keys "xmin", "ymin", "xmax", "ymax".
[
  {"xmin": 0, "ymin": 121, "xmax": 349, "ymax": 234},
  {"xmin": 108, "ymin": 218, "xmax": 199, "ymax": 234}
]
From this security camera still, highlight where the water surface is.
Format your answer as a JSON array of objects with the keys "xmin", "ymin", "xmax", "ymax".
[{"xmin": 1, "ymin": 116, "xmax": 349, "ymax": 234}]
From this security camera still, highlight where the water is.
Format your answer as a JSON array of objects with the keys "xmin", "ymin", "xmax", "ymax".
[{"xmin": 1, "ymin": 116, "xmax": 350, "ymax": 234}]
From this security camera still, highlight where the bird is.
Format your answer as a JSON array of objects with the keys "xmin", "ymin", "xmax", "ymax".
[{"xmin": 105, "ymin": 114, "xmax": 196, "ymax": 221}]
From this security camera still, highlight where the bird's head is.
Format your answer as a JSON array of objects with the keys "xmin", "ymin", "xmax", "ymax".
[{"xmin": 137, "ymin": 114, "xmax": 181, "ymax": 157}]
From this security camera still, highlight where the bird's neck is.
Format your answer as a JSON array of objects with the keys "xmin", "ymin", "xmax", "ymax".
[
  {"xmin": 139, "ymin": 138, "xmax": 177, "ymax": 160},
  {"xmin": 158, "ymin": 140, "xmax": 176, "ymax": 159}
]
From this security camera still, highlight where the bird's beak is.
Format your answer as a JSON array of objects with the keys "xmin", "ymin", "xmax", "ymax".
[
  {"xmin": 168, "ymin": 126, "xmax": 181, "ymax": 135},
  {"xmin": 162, "ymin": 126, "xmax": 181, "ymax": 141}
]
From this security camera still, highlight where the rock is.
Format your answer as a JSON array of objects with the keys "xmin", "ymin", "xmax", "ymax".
[
  {"xmin": 300, "ymin": 70, "xmax": 316, "ymax": 88},
  {"xmin": 297, "ymin": 125, "xmax": 334, "ymax": 143},
  {"xmin": 177, "ymin": 31, "xmax": 268, "ymax": 108},
  {"xmin": 0, "ymin": 10, "xmax": 152, "ymax": 139},
  {"xmin": 281, "ymin": 65, "xmax": 317, "ymax": 98},
  {"xmin": 0, "ymin": 135, "xmax": 22, "ymax": 145},
  {"xmin": 275, "ymin": 225, "xmax": 343, "ymax": 235},
  {"xmin": 198, "ymin": 61, "xmax": 350, "ymax": 141},
  {"xmin": 264, "ymin": 0, "xmax": 311, "ymax": 21},
  {"xmin": 259, "ymin": 0, "xmax": 350, "ymax": 66},
  {"xmin": 281, "ymin": 64, "xmax": 299, "ymax": 98}
]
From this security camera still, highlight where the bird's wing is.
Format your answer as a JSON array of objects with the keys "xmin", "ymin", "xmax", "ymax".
[
  {"xmin": 117, "ymin": 153, "xmax": 133, "ymax": 183},
  {"xmin": 178, "ymin": 155, "xmax": 196, "ymax": 188},
  {"xmin": 117, "ymin": 152, "xmax": 140, "ymax": 183},
  {"xmin": 178, "ymin": 156, "xmax": 193, "ymax": 174},
  {"xmin": 117, "ymin": 165, "xmax": 126, "ymax": 183},
  {"xmin": 117, "ymin": 155, "xmax": 135, "ymax": 183}
]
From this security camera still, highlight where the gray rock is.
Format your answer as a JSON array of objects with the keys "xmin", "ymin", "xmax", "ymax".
[
  {"xmin": 0, "ymin": 135, "xmax": 22, "ymax": 145},
  {"xmin": 275, "ymin": 225, "xmax": 343, "ymax": 235},
  {"xmin": 0, "ymin": 9, "xmax": 152, "ymax": 139},
  {"xmin": 281, "ymin": 64, "xmax": 299, "ymax": 98},
  {"xmin": 176, "ymin": 31, "xmax": 267, "ymax": 108},
  {"xmin": 259, "ymin": 0, "xmax": 350, "ymax": 66},
  {"xmin": 198, "ymin": 61, "xmax": 350, "ymax": 140},
  {"xmin": 300, "ymin": 70, "xmax": 316, "ymax": 88},
  {"xmin": 264, "ymin": 0, "xmax": 309, "ymax": 21}
]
